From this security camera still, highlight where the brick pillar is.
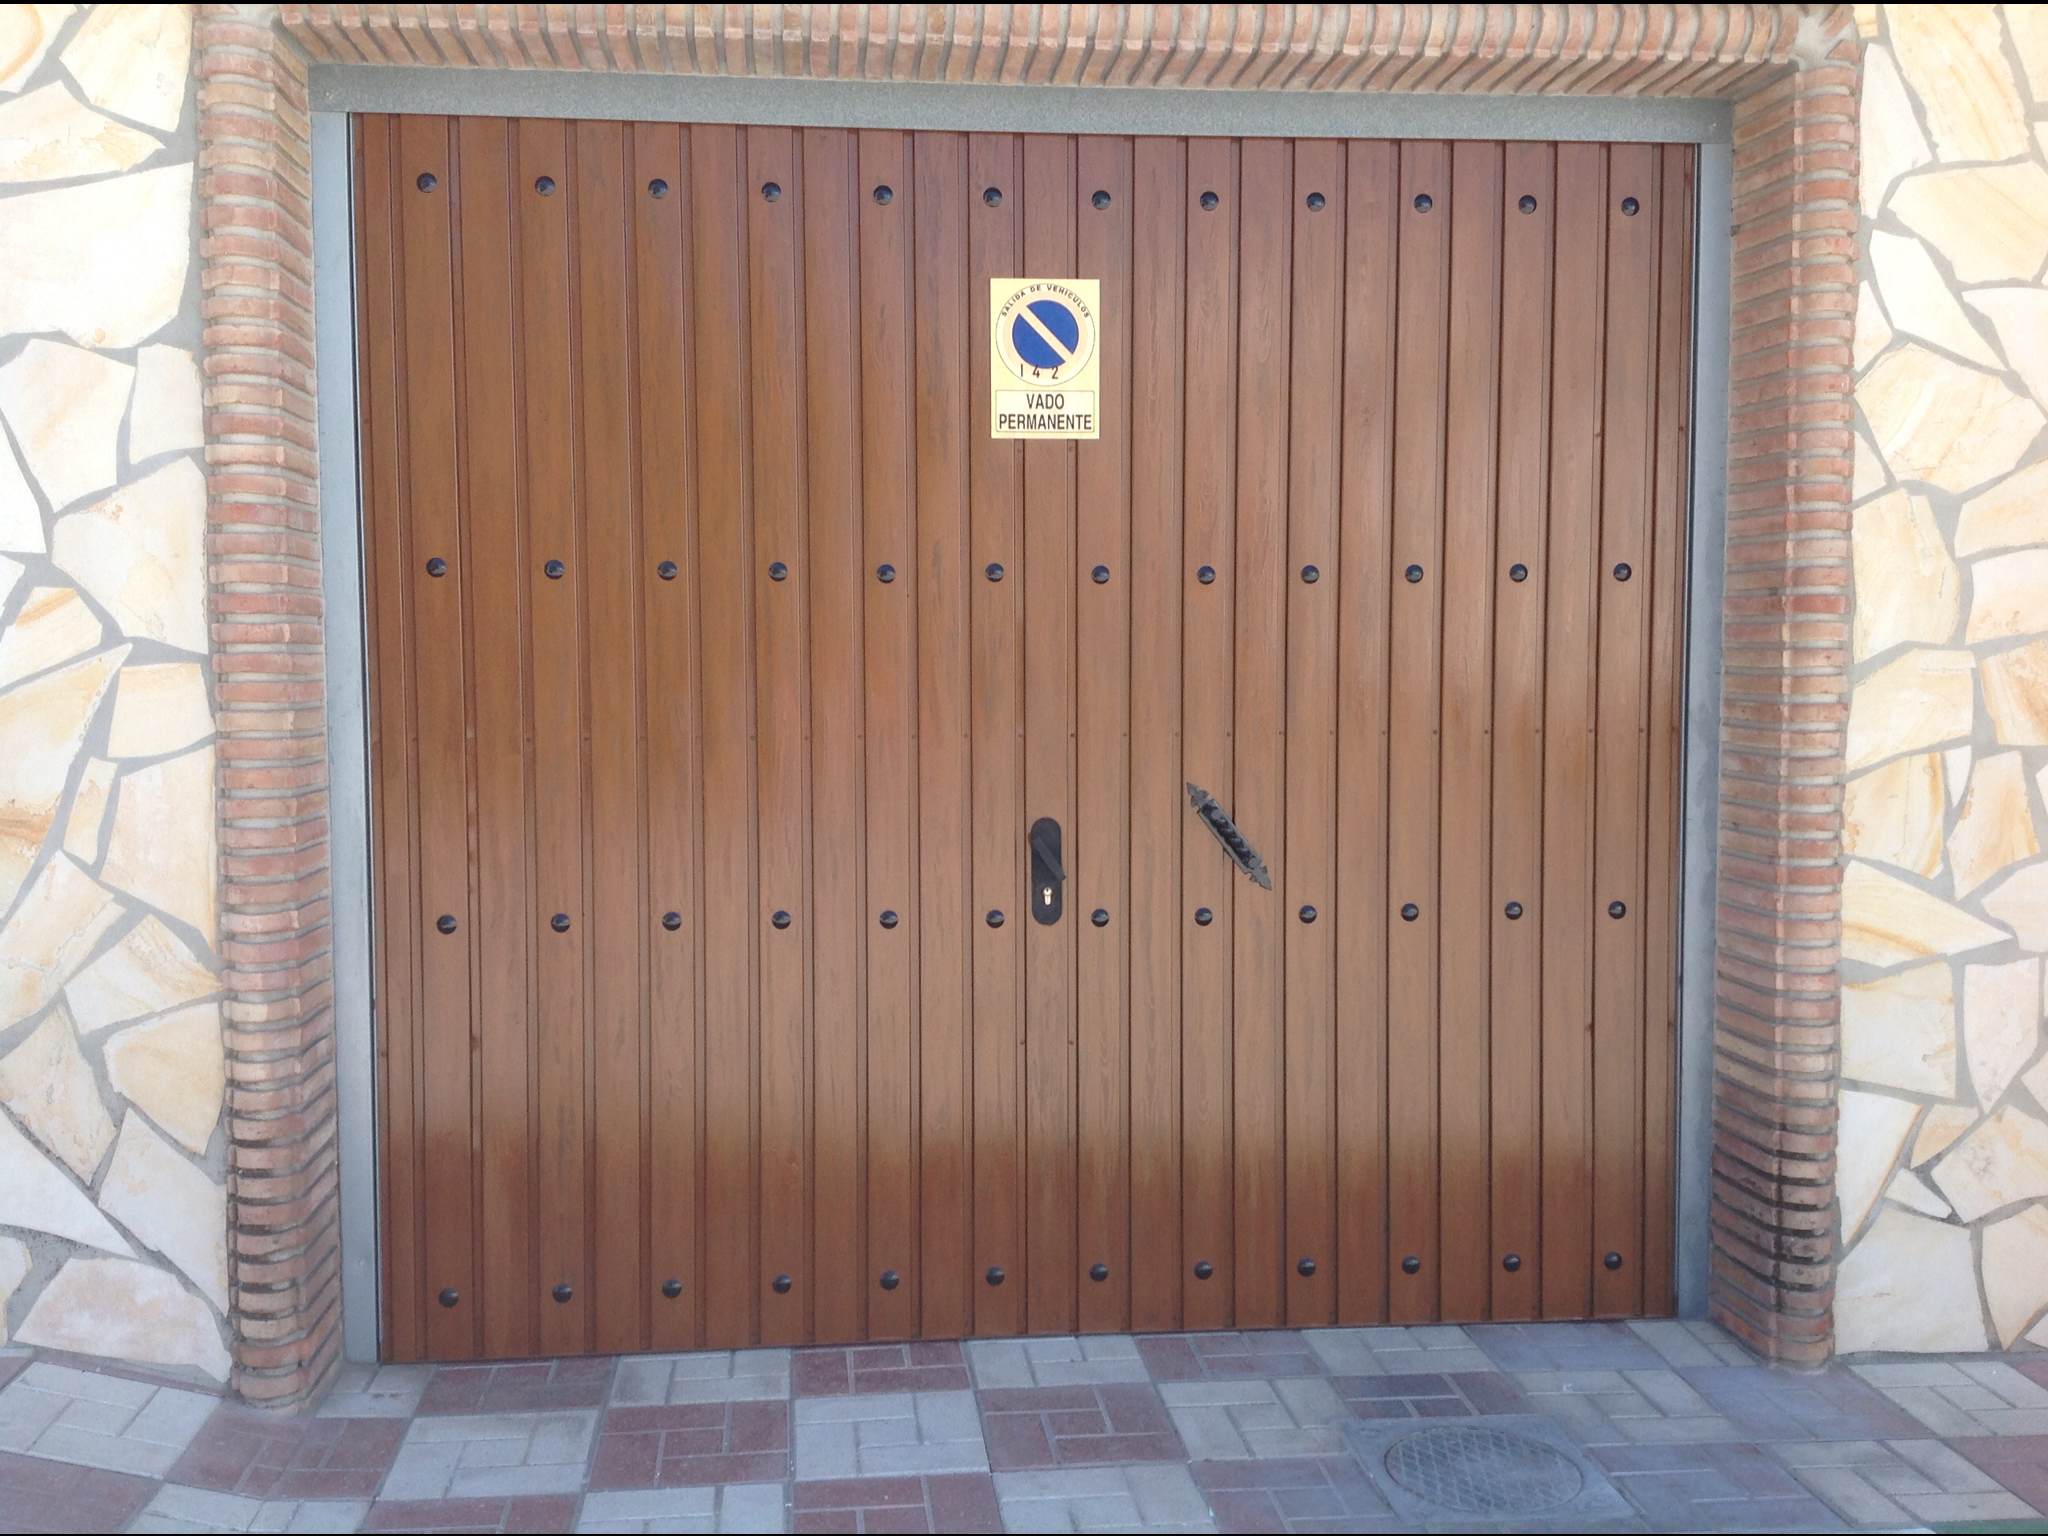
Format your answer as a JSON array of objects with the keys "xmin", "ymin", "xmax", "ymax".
[
  {"xmin": 198, "ymin": 4, "xmax": 340, "ymax": 1409},
  {"xmin": 1707, "ymin": 45, "xmax": 1860, "ymax": 1366}
]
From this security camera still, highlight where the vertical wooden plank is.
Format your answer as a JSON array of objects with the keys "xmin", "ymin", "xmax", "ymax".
[
  {"xmin": 632, "ymin": 121, "xmax": 703, "ymax": 1352},
  {"xmin": 913, "ymin": 130, "xmax": 975, "ymax": 1341},
  {"xmin": 1438, "ymin": 140, "xmax": 1503, "ymax": 1324},
  {"xmin": 1593, "ymin": 143, "xmax": 1659, "ymax": 1319},
  {"xmin": 1489, "ymin": 142, "xmax": 1555, "ymax": 1324},
  {"xmin": 396, "ymin": 113, "xmax": 479, "ymax": 1361},
  {"xmin": 1127, "ymin": 137, "xmax": 1187, "ymax": 1335},
  {"xmin": 1385, "ymin": 139, "xmax": 1449, "ymax": 1325},
  {"xmin": 1075, "ymin": 134, "xmax": 1132, "ymax": 1334},
  {"xmin": 1180, "ymin": 137, "xmax": 1238, "ymax": 1330},
  {"xmin": 1642, "ymin": 145, "xmax": 1696, "ymax": 1317},
  {"xmin": 966, "ymin": 132, "xmax": 1027, "ymax": 1337},
  {"xmin": 575, "ymin": 118, "xmax": 647, "ymax": 1355},
  {"xmin": 747, "ymin": 125, "xmax": 812, "ymax": 1344},
  {"xmin": 1334, "ymin": 140, "xmax": 1397, "ymax": 1327},
  {"xmin": 803, "ymin": 126, "xmax": 866, "ymax": 1344},
  {"xmin": 453, "ymin": 115, "xmax": 534, "ymax": 1360},
  {"xmin": 690, "ymin": 122, "xmax": 760, "ymax": 1347},
  {"xmin": 1022, "ymin": 133, "xmax": 1079, "ymax": 1336},
  {"xmin": 516, "ymin": 116, "xmax": 588, "ymax": 1360},
  {"xmin": 1283, "ymin": 139, "xmax": 1343, "ymax": 1328},
  {"xmin": 1540, "ymin": 143, "xmax": 1607, "ymax": 1321},
  {"xmin": 357, "ymin": 116, "xmax": 425, "ymax": 1362},
  {"xmin": 861, "ymin": 128, "xmax": 920, "ymax": 1340}
]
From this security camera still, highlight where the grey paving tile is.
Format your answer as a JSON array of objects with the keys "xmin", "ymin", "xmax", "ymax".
[
  {"xmin": 791, "ymin": 1387, "xmax": 986, "ymax": 1478},
  {"xmin": 131, "ymin": 1484, "xmax": 373, "ymax": 1533}
]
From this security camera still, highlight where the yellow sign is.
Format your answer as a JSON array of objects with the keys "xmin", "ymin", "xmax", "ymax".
[{"xmin": 989, "ymin": 277, "xmax": 1101, "ymax": 439}]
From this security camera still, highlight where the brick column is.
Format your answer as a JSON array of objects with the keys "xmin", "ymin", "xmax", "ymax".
[{"xmin": 198, "ymin": 4, "xmax": 339, "ymax": 1408}]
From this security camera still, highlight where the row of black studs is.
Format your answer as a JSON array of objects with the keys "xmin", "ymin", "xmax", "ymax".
[{"xmin": 424, "ymin": 558, "xmax": 1633, "ymax": 586}]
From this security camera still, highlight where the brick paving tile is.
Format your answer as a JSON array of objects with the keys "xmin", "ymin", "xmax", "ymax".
[
  {"xmin": 130, "ymin": 1484, "xmax": 373, "ymax": 1534},
  {"xmin": 791, "ymin": 1472, "xmax": 1002, "ymax": 1533},
  {"xmin": 167, "ymin": 1404, "xmax": 407, "ymax": 1500},
  {"xmin": 2017, "ymin": 1358, "xmax": 2048, "ymax": 1393},
  {"xmin": 978, "ymin": 1383, "xmax": 1185, "ymax": 1469},
  {"xmin": 1951, "ymin": 1432, "xmax": 2048, "ymax": 1509},
  {"xmin": 418, "ymin": 1356, "xmax": 615, "ymax": 1415},
  {"xmin": 1468, "ymin": 1322, "xmax": 1669, "ymax": 1373},
  {"xmin": 0, "ymin": 1449, "xmax": 158, "ymax": 1534},
  {"xmin": 1589, "ymin": 1440, "xmax": 1850, "ymax": 1531},
  {"xmin": 1138, "ymin": 1331, "xmax": 1326, "ymax": 1383},
  {"xmin": 589, "ymin": 1399, "xmax": 790, "ymax": 1490},
  {"xmin": 1329, "ymin": 1371, "xmax": 1532, "ymax": 1420},
  {"xmin": 1190, "ymin": 1455, "xmax": 1398, "ymax": 1533},
  {"xmin": 793, "ymin": 1342, "xmax": 971, "ymax": 1398},
  {"xmin": 1675, "ymin": 1366, "xmax": 1928, "ymax": 1443},
  {"xmin": 363, "ymin": 1492, "xmax": 579, "ymax": 1531},
  {"xmin": 792, "ymin": 1391, "xmax": 987, "ymax": 1479},
  {"xmin": 996, "ymin": 1464, "xmax": 1215, "ymax": 1533}
]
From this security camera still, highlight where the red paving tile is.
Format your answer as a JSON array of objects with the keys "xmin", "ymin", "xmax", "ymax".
[
  {"xmin": 588, "ymin": 1399, "xmax": 790, "ymax": 1489},
  {"xmin": 794, "ymin": 1341, "xmax": 972, "ymax": 1398},
  {"xmin": 1138, "ymin": 1330, "xmax": 1325, "ymax": 1381},
  {"xmin": 416, "ymin": 1357, "xmax": 613, "ymax": 1414},
  {"xmin": 1952, "ymin": 1433, "xmax": 2048, "ymax": 1509},
  {"xmin": 792, "ymin": 1473, "xmax": 1001, "ymax": 1534},
  {"xmin": 0, "ymin": 1451, "xmax": 158, "ymax": 1535},
  {"xmin": 364, "ymin": 1494, "xmax": 578, "ymax": 1532},
  {"xmin": 979, "ymin": 1382, "xmax": 1183, "ymax": 1469},
  {"xmin": 167, "ymin": 1404, "xmax": 407, "ymax": 1500},
  {"xmin": 1192, "ymin": 1456, "xmax": 1396, "ymax": 1533}
]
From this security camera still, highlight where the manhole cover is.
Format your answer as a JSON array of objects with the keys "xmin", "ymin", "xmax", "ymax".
[{"xmin": 1382, "ymin": 1424, "xmax": 1585, "ymax": 1516}]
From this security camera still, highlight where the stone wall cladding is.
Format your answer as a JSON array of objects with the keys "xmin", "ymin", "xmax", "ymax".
[
  {"xmin": 1835, "ymin": 5, "xmax": 2048, "ymax": 1356},
  {"xmin": 0, "ymin": 3, "xmax": 231, "ymax": 1384}
]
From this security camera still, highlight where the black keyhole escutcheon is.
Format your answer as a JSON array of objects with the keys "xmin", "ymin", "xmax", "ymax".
[{"xmin": 1029, "ymin": 817, "xmax": 1065, "ymax": 926}]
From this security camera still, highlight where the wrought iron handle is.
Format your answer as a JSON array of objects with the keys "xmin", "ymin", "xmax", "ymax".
[
  {"xmin": 1029, "ymin": 817, "xmax": 1065, "ymax": 925},
  {"xmin": 1186, "ymin": 783, "xmax": 1273, "ymax": 889}
]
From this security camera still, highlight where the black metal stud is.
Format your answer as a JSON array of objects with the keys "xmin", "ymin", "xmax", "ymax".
[
  {"xmin": 1200, "ymin": 190, "xmax": 1220, "ymax": 210},
  {"xmin": 1197, "ymin": 565, "xmax": 1216, "ymax": 584},
  {"xmin": 1301, "ymin": 564, "xmax": 1319, "ymax": 583},
  {"xmin": 662, "ymin": 1277, "xmax": 683, "ymax": 1297},
  {"xmin": 986, "ymin": 562, "xmax": 1005, "ymax": 582},
  {"xmin": 878, "ymin": 563, "xmax": 896, "ymax": 583},
  {"xmin": 769, "ymin": 561, "xmax": 789, "ymax": 581},
  {"xmin": 987, "ymin": 909, "xmax": 1005, "ymax": 928},
  {"xmin": 1519, "ymin": 194, "xmax": 1537, "ymax": 214},
  {"xmin": 658, "ymin": 560, "xmax": 678, "ymax": 580},
  {"xmin": 1605, "ymin": 1251, "xmax": 1624, "ymax": 1271},
  {"xmin": 437, "ymin": 914, "xmax": 458, "ymax": 934},
  {"xmin": 874, "ymin": 184, "xmax": 894, "ymax": 205},
  {"xmin": 1092, "ymin": 564, "xmax": 1111, "ymax": 584},
  {"xmin": 773, "ymin": 910, "xmax": 792, "ymax": 929},
  {"xmin": 1090, "ymin": 1262, "xmax": 1110, "ymax": 1282},
  {"xmin": 762, "ymin": 181, "xmax": 782, "ymax": 202},
  {"xmin": 1505, "ymin": 901, "xmax": 1524, "ymax": 920},
  {"xmin": 1609, "ymin": 901, "xmax": 1627, "ymax": 919},
  {"xmin": 1400, "ymin": 903, "xmax": 1419, "ymax": 922},
  {"xmin": 535, "ymin": 175, "xmax": 555, "ymax": 195},
  {"xmin": 1613, "ymin": 562, "xmax": 1632, "ymax": 582},
  {"xmin": 880, "ymin": 1270, "xmax": 900, "ymax": 1290},
  {"xmin": 983, "ymin": 186, "xmax": 1003, "ymax": 207},
  {"xmin": 1405, "ymin": 564, "xmax": 1424, "ymax": 583},
  {"xmin": 1413, "ymin": 193, "xmax": 1433, "ymax": 212},
  {"xmin": 551, "ymin": 913, "xmax": 571, "ymax": 933},
  {"xmin": 663, "ymin": 911, "xmax": 682, "ymax": 931},
  {"xmin": 773, "ymin": 1273, "xmax": 793, "ymax": 1293},
  {"xmin": 1298, "ymin": 1257, "xmax": 1317, "ymax": 1277},
  {"xmin": 1092, "ymin": 189, "xmax": 1112, "ymax": 209},
  {"xmin": 986, "ymin": 1266, "xmax": 1006, "ymax": 1285},
  {"xmin": 1503, "ymin": 1253, "xmax": 1522, "ymax": 1273},
  {"xmin": 1306, "ymin": 191, "xmax": 1326, "ymax": 211},
  {"xmin": 649, "ymin": 178, "xmax": 669, "ymax": 199},
  {"xmin": 1299, "ymin": 905, "xmax": 1317, "ymax": 924},
  {"xmin": 553, "ymin": 1282, "xmax": 573, "ymax": 1303},
  {"xmin": 880, "ymin": 910, "xmax": 899, "ymax": 929},
  {"xmin": 1402, "ymin": 1255, "xmax": 1422, "ymax": 1275},
  {"xmin": 1509, "ymin": 563, "xmax": 1529, "ymax": 582},
  {"xmin": 438, "ymin": 1286, "xmax": 459, "ymax": 1307},
  {"xmin": 1194, "ymin": 906, "xmax": 1214, "ymax": 927},
  {"xmin": 545, "ymin": 559, "xmax": 566, "ymax": 580},
  {"xmin": 1621, "ymin": 196, "xmax": 1640, "ymax": 216},
  {"xmin": 426, "ymin": 556, "xmax": 447, "ymax": 577},
  {"xmin": 1091, "ymin": 908, "xmax": 1110, "ymax": 928},
  {"xmin": 416, "ymin": 171, "xmax": 438, "ymax": 192},
  {"xmin": 1194, "ymin": 1260, "xmax": 1215, "ymax": 1280}
]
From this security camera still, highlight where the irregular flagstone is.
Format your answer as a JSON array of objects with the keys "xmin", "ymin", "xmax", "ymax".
[
  {"xmin": 1963, "ymin": 957, "xmax": 2042, "ymax": 1110},
  {"xmin": 51, "ymin": 459, "xmax": 207, "ymax": 653},
  {"xmin": 61, "ymin": 2, "xmax": 191, "ymax": 134},
  {"xmin": 0, "ymin": 339, "xmax": 132, "ymax": 511},
  {"xmin": 1842, "ymin": 961, "xmax": 1957, "ymax": 1097},
  {"xmin": 1852, "ymin": 428, "xmax": 1887, "ymax": 502},
  {"xmin": 0, "ymin": 586, "xmax": 101, "ymax": 689},
  {"xmin": 1842, "ymin": 861, "xmax": 2009, "ymax": 968},
  {"xmin": 1966, "ymin": 549, "xmax": 2048, "ymax": 646},
  {"xmin": 0, "ymin": 1235, "xmax": 26, "ymax": 1343},
  {"xmin": 2012, "ymin": 6, "xmax": 2048, "ymax": 99},
  {"xmin": 97, "ymin": 1112, "xmax": 228, "ymax": 1311},
  {"xmin": 1886, "ymin": 3, "xmax": 2031, "ymax": 163},
  {"xmin": 1949, "ymin": 752, "xmax": 2041, "ymax": 897},
  {"xmin": 1983, "ymin": 861, "xmax": 2048, "ymax": 953},
  {"xmin": 1850, "ymin": 489, "xmax": 1959, "ymax": 660},
  {"xmin": 1837, "ymin": 1089, "xmax": 1923, "ymax": 1244},
  {"xmin": 1835, "ymin": 1204, "xmax": 1989, "ymax": 1354},
  {"xmin": 1965, "ymin": 288, "xmax": 2048, "ymax": 412},
  {"xmin": 0, "ymin": 434, "xmax": 39, "ymax": 554},
  {"xmin": 0, "ymin": 81, "xmax": 157, "ymax": 182},
  {"xmin": 1945, "ymin": 745, "xmax": 1972, "ymax": 805},
  {"xmin": 15, "ymin": 1255, "xmax": 229, "ymax": 1382},
  {"xmin": 1914, "ymin": 1102, "xmax": 1981, "ymax": 1167},
  {"xmin": 0, "ymin": 855, "xmax": 123, "ymax": 1030},
  {"xmin": 0, "ymin": 1092, "xmax": 131, "ymax": 1256},
  {"xmin": 65, "ymin": 913, "xmax": 216, "ymax": 1033},
  {"xmin": 104, "ymin": 1002, "xmax": 222, "ymax": 1157},
  {"xmin": 2025, "ymin": 1053, "xmax": 2048, "ymax": 1113},
  {"xmin": 1932, "ymin": 1104, "xmax": 2048, "ymax": 1223},
  {"xmin": 1884, "ymin": 1168, "xmax": 1951, "ymax": 1220},
  {"xmin": 1983, "ymin": 1205, "xmax": 2048, "ymax": 1349},
  {"xmin": 1981, "ymin": 638, "xmax": 2048, "ymax": 746},
  {"xmin": 101, "ymin": 746, "xmax": 216, "ymax": 941},
  {"xmin": 62, "ymin": 755, "xmax": 114, "ymax": 863},
  {"xmin": 0, "ymin": 554, "xmax": 18, "ymax": 610},
  {"xmin": 0, "ymin": 4, "xmax": 73, "ymax": 93},
  {"xmin": 1858, "ymin": 344, "xmax": 2044, "ymax": 494},
  {"xmin": 1844, "ymin": 647, "xmax": 1974, "ymax": 772},
  {"xmin": 128, "ymin": 344, "xmax": 203, "ymax": 462},
  {"xmin": 1852, "ymin": 280, "xmax": 1892, "ymax": 373},
  {"xmin": 0, "ymin": 1002, "xmax": 114, "ymax": 1181},
  {"xmin": 1956, "ymin": 459, "xmax": 2048, "ymax": 557},
  {"xmin": 1892, "ymin": 162, "xmax": 2048, "ymax": 285},
  {"xmin": 1866, "ymin": 231, "xmax": 1999, "ymax": 368},
  {"xmin": 0, "ymin": 162, "xmax": 193, "ymax": 350},
  {"xmin": 1858, "ymin": 43, "xmax": 1931, "ymax": 217},
  {"xmin": 107, "ymin": 662, "xmax": 212, "ymax": 758},
  {"xmin": 1841, "ymin": 753, "xmax": 1944, "ymax": 877},
  {"xmin": 0, "ymin": 646, "xmax": 125, "ymax": 912}
]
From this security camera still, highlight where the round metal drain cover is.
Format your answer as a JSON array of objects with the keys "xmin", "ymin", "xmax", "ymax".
[{"xmin": 1382, "ymin": 1425, "xmax": 1584, "ymax": 1516}]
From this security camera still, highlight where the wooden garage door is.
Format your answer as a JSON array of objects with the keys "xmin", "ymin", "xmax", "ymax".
[{"xmin": 356, "ymin": 116, "xmax": 1694, "ymax": 1362}]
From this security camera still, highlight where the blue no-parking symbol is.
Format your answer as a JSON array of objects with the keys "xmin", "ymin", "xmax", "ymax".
[{"xmin": 1011, "ymin": 298, "xmax": 1081, "ymax": 370}]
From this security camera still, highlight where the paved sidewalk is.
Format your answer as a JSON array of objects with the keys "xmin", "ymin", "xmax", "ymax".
[{"xmin": 1, "ymin": 1322, "xmax": 2045, "ymax": 1533}]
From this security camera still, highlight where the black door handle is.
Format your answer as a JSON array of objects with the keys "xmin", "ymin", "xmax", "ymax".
[{"xmin": 1029, "ymin": 817, "xmax": 1065, "ymax": 925}]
